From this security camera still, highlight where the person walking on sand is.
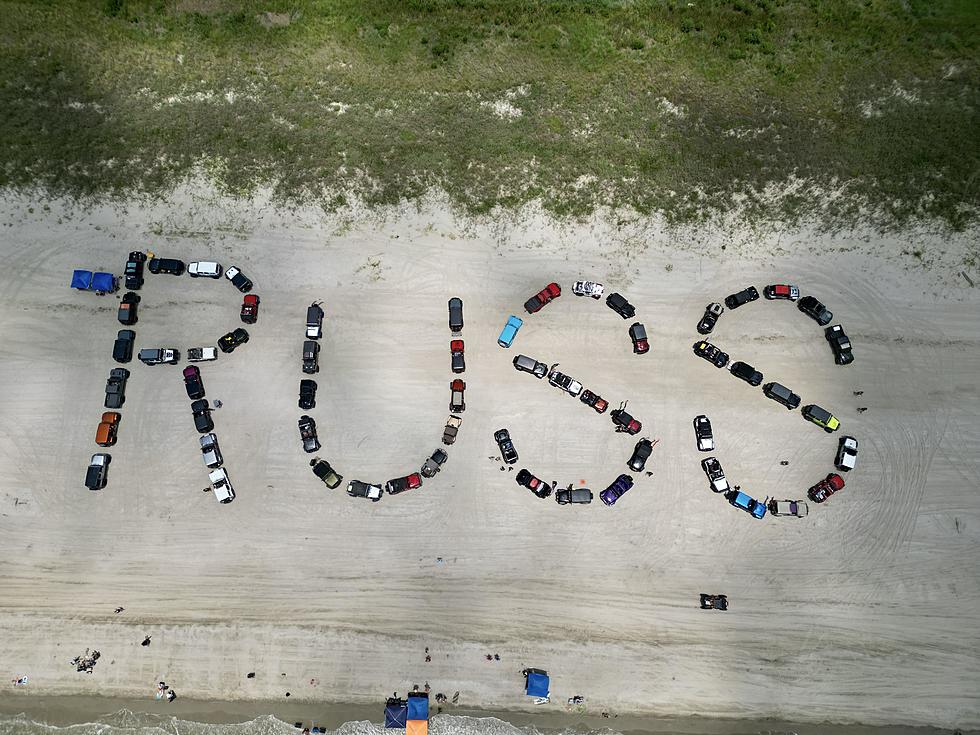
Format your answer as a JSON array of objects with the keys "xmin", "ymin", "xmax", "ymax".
[
  {"xmin": 115, "ymin": 607, "xmax": 124, "ymax": 614},
  {"xmin": 141, "ymin": 636, "xmax": 151, "ymax": 646}
]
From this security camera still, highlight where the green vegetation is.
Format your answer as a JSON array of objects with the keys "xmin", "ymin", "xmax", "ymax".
[{"xmin": 1, "ymin": 0, "xmax": 977, "ymax": 227}]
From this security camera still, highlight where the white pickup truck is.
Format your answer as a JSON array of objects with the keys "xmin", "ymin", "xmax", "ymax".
[{"xmin": 188, "ymin": 347, "xmax": 217, "ymax": 362}]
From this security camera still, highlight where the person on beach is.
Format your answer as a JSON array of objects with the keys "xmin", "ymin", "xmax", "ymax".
[
  {"xmin": 141, "ymin": 636, "xmax": 151, "ymax": 646},
  {"xmin": 115, "ymin": 607, "xmax": 124, "ymax": 614}
]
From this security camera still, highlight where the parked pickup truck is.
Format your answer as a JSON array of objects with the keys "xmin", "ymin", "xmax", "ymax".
[
  {"xmin": 138, "ymin": 348, "xmax": 179, "ymax": 365},
  {"xmin": 187, "ymin": 347, "xmax": 217, "ymax": 362},
  {"xmin": 442, "ymin": 415, "xmax": 462, "ymax": 445}
]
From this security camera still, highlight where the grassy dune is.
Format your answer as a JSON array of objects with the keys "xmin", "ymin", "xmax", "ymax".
[{"xmin": 1, "ymin": 0, "xmax": 977, "ymax": 227}]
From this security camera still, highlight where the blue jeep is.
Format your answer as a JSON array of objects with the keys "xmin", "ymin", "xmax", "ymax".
[
  {"xmin": 727, "ymin": 489, "xmax": 767, "ymax": 519},
  {"xmin": 497, "ymin": 315, "xmax": 524, "ymax": 348}
]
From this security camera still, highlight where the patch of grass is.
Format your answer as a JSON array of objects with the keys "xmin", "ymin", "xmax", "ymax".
[{"xmin": 0, "ymin": 0, "xmax": 977, "ymax": 229}]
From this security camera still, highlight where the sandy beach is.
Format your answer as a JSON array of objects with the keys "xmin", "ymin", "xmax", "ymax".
[{"xmin": 0, "ymin": 184, "xmax": 978, "ymax": 732}]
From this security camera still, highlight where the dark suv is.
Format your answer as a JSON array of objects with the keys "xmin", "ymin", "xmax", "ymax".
[
  {"xmin": 191, "ymin": 399, "xmax": 213, "ymax": 433},
  {"xmin": 628, "ymin": 438, "xmax": 654, "ymax": 471},
  {"xmin": 448, "ymin": 297, "xmax": 464, "ymax": 332},
  {"xmin": 104, "ymin": 367, "xmax": 129, "ymax": 409},
  {"xmin": 762, "ymin": 382, "xmax": 801, "ymax": 409},
  {"xmin": 147, "ymin": 257, "xmax": 184, "ymax": 276},
  {"xmin": 825, "ymin": 324, "xmax": 854, "ymax": 365},
  {"xmin": 605, "ymin": 292, "xmax": 636, "ymax": 319},
  {"xmin": 112, "ymin": 329, "xmax": 135, "ymax": 363},
  {"xmin": 183, "ymin": 365, "xmax": 205, "ymax": 399},
  {"xmin": 798, "ymin": 295, "xmax": 833, "ymax": 326},
  {"xmin": 124, "ymin": 251, "xmax": 145, "ymax": 290},
  {"xmin": 724, "ymin": 286, "xmax": 759, "ymax": 309},
  {"xmin": 555, "ymin": 488, "xmax": 593, "ymax": 504},
  {"xmin": 513, "ymin": 354, "xmax": 548, "ymax": 378},
  {"xmin": 729, "ymin": 361, "xmax": 763, "ymax": 386},
  {"xmin": 302, "ymin": 340, "xmax": 319, "ymax": 373},
  {"xmin": 299, "ymin": 379, "xmax": 317, "ymax": 409}
]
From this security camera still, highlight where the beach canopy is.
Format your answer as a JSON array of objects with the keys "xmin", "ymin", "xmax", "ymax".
[
  {"xmin": 407, "ymin": 692, "xmax": 429, "ymax": 720},
  {"xmin": 92, "ymin": 272, "xmax": 116, "ymax": 292},
  {"xmin": 384, "ymin": 698, "xmax": 407, "ymax": 728},
  {"xmin": 525, "ymin": 669, "xmax": 550, "ymax": 698},
  {"xmin": 71, "ymin": 270, "xmax": 93, "ymax": 290},
  {"xmin": 406, "ymin": 721, "xmax": 428, "ymax": 735}
]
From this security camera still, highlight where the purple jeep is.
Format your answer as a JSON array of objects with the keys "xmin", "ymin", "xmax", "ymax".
[{"xmin": 600, "ymin": 474, "xmax": 635, "ymax": 506}]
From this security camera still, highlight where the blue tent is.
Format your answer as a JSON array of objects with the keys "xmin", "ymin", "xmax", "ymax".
[
  {"xmin": 70, "ymin": 270, "xmax": 93, "ymax": 290},
  {"xmin": 525, "ymin": 669, "xmax": 550, "ymax": 698},
  {"xmin": 407, "ymin": 692, "xmax": 429, "ymax": 720},
  {"xmin": 91, "ymin": 272, "xmax": 116, "ymax": 292},
  {"xmin": 384, "ymin": 698, "xmax": 408, "ymax": 728}
]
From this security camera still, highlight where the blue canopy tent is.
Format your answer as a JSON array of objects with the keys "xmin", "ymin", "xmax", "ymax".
[
  {"xmin": 384, "ymin": 698, "xmax": 408, "ymax": 728},
  {"xmin": 406, "ymin": 692, "xmax": 429, "ymax": 720},
  {"xmin": 524, "ymin": 669, "xmax": 550, "ymax": 698},
  {"xmin": 70, "ymin": 270, "xmax": 93, "ymax": 290},
  {"xmin": 91, "ymin": 272, "xmax": 117, "ymax": 293}
]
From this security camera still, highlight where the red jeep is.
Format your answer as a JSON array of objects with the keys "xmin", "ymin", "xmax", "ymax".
[
  {"xmin": 240, "ymin": 294, "xmax": 260, "ymax": 324},
  {"xmin": 524, "ymin": 282, "xmax": 562, "ymax": 314}
]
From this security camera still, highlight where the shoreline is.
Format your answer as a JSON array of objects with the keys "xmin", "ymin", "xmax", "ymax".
[{"xmin": 0, "ymin": 693, "xmax": 973, "ymax": 735}]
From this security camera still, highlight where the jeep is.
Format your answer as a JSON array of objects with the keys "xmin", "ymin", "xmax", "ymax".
[
  {"xmin": 112, "ymin": 329, "xmax": 135, "ymax": 364},
  {"xmin": 524, "ymin": 282, "xmax": 561, "ymax": 314},
  {"xmin": 802, "ymin": 404, "xmax": 840, "ymax": 432},
  {"xmin": 191, "ymin": 399, "xmax": 213, "ymax": 433},
  {"xmin": 421, "ymin": 449, "xmax": 448, "ymax": 478},
  {"xmin": 85, "ymin": 453, "xmax": 110, "ymax": 491},
  {"xmin": 311, "ymin": 458, "xmax": 343, "ymax": 489},
  {"xmin": 513, "ymin": 354, "xmax": 547, "ymax": 378},
  {"xmin": 347, "ymin": 480, "xmax": 383, "ymax": 502},
  {"xmin": 224, "ymin": 265, "xmax": 253, "ymax": 293},
  {"xmin": 724, "ymin": 286, "xmax": 759, "ymax": 309},
  {"xmin": 104, "ymin": 368, "xmax": 129, "ymax": 409},
  {"xmin": 605, "ymin": 292, "xmax": 635, "ymax": 319},
  {"xmin": 117, "ymin": 291, "xmax": 139, "ymax": 325},
  {"xmin": 450, "ymin": 379, "xmax": 466, "ymax": 412},
  {"xmin": 302, "ymin": 340, "xmax": 319, "ymax": 372},
  {"xmin": 385, "ymin": 473, "xmax": 422, "ymax": 495},
  {"xmin": 555, "ymin": 487, "xmax": 593, "ymax": 504},
  {"xmin": 798, "ymin": 295, "xmax": 833, "ymax": 326},
  {"xmin": 183, "ymin": 365, "xmax": 205, "ymax": 400}
]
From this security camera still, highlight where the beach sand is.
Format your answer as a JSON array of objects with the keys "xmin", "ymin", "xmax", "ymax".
[{"xmin": 0, "ymin": 184, "xmax": 978, "ymax": 732}]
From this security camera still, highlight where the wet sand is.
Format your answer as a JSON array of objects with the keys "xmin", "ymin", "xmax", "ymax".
[{"xmin": 0, "ymin": 693, "xmax": 973, "ymax": 735}]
